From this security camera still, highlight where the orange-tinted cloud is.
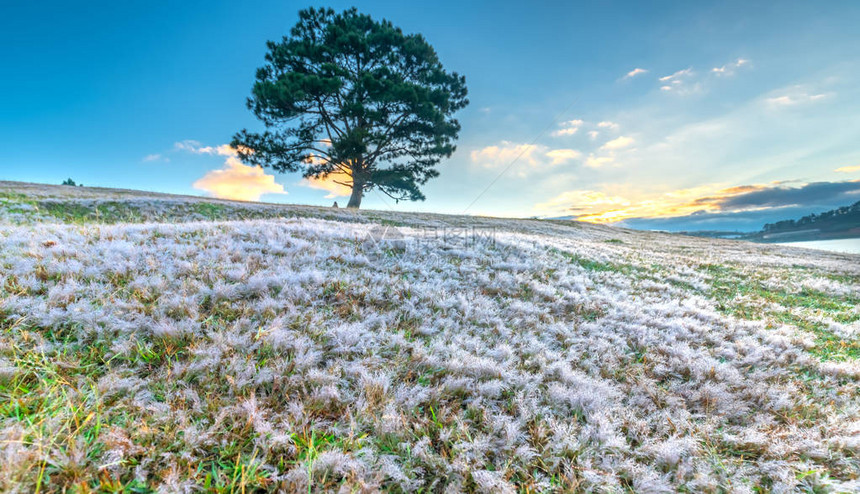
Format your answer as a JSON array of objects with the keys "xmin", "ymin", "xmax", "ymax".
[
  {"xmin": 193, "ymin": 156, "xmax": 285, "ymax": 201},
  {"xmin": 303, "ymin": 170, "xmax": 354, "ymax": 199},
  {"xmin": 535, "ymin": 183, "xmax": 764, "ymax": 223},
  {"xmin": 536, "ymin": 180, "xmax": 860, "ymax": 223}
]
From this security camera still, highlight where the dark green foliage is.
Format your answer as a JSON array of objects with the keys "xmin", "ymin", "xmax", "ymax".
[
  {"xmin": 232, "ymin": 7, "xmax": 468, "ymax": 208},
  {"xmin": 61, "ymin": 178, "xmax": 82, "ymax": 186}
]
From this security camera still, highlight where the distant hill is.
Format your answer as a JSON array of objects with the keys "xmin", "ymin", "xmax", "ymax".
[{"xmin": 745, "ymin": 200, "xmax": 860, "ymax": 242}]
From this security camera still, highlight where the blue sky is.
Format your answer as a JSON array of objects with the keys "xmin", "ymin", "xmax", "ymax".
[{"xmin": 2, "ymin": 0, "xmax": 860, "ymax": 230}]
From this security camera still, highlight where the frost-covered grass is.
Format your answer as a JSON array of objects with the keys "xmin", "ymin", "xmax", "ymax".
[{"xmin": 0, "ymin": 182, "xmax": 859, "ymax": 492}]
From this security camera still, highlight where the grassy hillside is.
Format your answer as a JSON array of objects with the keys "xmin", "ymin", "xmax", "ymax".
[{"xmin": 0, "ymin": 181, "xmax": 858, "ymax": 492}]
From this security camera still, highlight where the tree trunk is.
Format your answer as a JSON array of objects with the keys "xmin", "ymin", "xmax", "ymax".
[{"xmin": 346, "ymin": 181, "xmax": 363, "ymax": 208}]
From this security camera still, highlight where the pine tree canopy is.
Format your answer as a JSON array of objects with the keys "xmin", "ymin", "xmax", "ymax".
[{"xmin": 232, "ymin": 7, "xmax": 469, "ymax": 208}]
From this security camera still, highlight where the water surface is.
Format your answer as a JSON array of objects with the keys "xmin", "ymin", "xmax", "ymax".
[{"xmin": 777, "ymin": 238, "xmax": 860, "ymax": 254}]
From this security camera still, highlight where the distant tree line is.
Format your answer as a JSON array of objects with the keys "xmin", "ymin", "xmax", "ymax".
[{"xmin": 762, "ymin": 200, "xmax": 860, "ymax": 233}]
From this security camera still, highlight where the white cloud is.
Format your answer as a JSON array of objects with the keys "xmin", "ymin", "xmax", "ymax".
[
  {"xmin": 658, "ymin": 68, "xmax": 697, "ymax": 93},
  {"xmin": 142, "ymin": 154, "xmax": 167, "ymax": 163},
  {"xmin": 584, "ymin": 154, "xmax": 614, "ymax": 169},
  {"xmin": 587, "ymin": 131, "xmax": 599, "ymax": 140},
  {"xmin": 552, "ymin": 128, "xmax": 579, "ymax": 137},
  {"xmin": 175, "ymin": 140, "xmax": 239, "ymax": 156},
  {"xmin": 766, "ymin": 96, "xmax": 793, "ymax": 106},
  {"xmin": 835, "ymin": 165, "xmax": 860, "ymax": 173},
  {"xmin": 526, "ymin": 64, "xmax": 857, "ymax": 220},
  {"xmin": 655, "ymin": 59, "xmax": 748, "ymax": 94},
  {"xmin": 174, "ymin": 140, "xmax": 203, "ymax": 152},
  {"xmin": 659, "ymin": 68, "xmax": 693, "ymax": 82},
  {"xmin": 546, "ymin": 149, "xmax": 582, "ymax": 165},
  {"xmin": 624, "ymin": 68, "xmax": 648, "ymax": 79},
  {"xmin": 573, "ymin": 135, "xmax": 637, "ymax": 170},
  {"xmin": 552, "ymin": 119, "xmax": 584, "ymax": 137},
  {"xmin": 597, "ymin": 121, "xmax": 619, "ymax": 130},
  {"xmin": 471, "ymin": 142, "xmax": 581, "ymax": 172},
  {"xmin": 712, "ymin": 58, "xmax": 750, "ymax": 76},
  {"xmin": 572, "ymin": 72, "xmax": 854, "ymax": 206},
  {"xmin": 766, "ymin": 92, "xmax": 832, "ymax": 107},
  {"xmin": 601, "ymin": 136, "xmax": 634, "ymax": 151},
  {"xmin": 471, "ymin": 142, "xmax": 544, "ymax": 167}
]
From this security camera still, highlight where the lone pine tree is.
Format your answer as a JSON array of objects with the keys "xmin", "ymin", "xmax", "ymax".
[{"xmin": 233, "ymin": 7, "xmax": 468, "ymax": 208}]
